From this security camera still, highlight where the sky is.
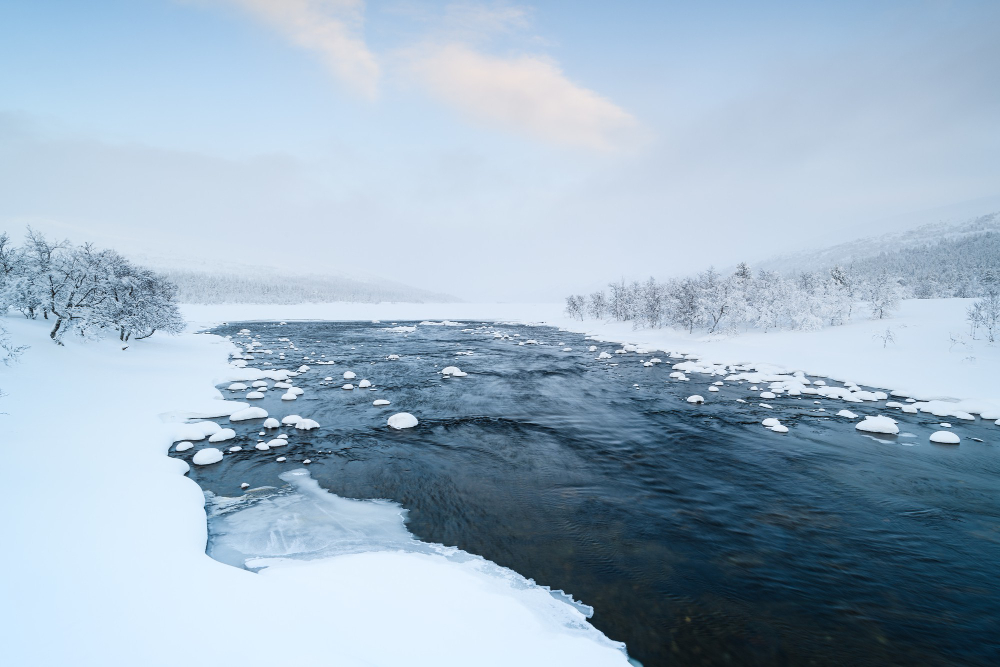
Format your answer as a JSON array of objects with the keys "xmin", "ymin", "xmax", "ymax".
[{"xmin": 1, "ymin": 0, "xmax": 998, "ymax": 301}]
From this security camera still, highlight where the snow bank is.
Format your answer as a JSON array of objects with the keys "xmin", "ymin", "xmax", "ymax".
[{"xmin": 208, "ymin": 428, "xmax": 236, "ymax": 443}]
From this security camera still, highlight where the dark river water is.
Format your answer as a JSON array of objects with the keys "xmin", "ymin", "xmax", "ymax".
[{"xmin": 173, "ymin": 320, "xmax": 1000, "ymax": 666}]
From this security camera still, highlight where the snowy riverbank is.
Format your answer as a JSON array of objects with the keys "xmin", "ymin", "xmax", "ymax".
[{"xmin": 0, "ymin": 315, "xmax": 630, "ymax": 667}]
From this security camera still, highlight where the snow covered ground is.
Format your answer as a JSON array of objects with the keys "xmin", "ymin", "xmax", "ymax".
[
  {"xmin": 3, "ymin": 296, "xmax": 996, "ymax": 666},
  {"xmin": 0, "ymin": 315, "xmax": 630, "ymax": 667}
]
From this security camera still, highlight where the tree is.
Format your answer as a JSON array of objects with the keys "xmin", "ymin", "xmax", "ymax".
[
  {"xmin": 587, "ymin": 290, "xmax": 607, "ymax": 319},
  {"xmin": 864, "ymin": 270, "xmax": 902, "ymax": 320}
]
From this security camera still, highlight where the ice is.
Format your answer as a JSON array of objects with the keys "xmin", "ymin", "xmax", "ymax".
[
  {"xmin": 930, "ymin": 431, "xmax": 960, "ymax": 444},
  {"xmin": 231, "ymin": 407, "xmax": 268, "ymax": 421},
  {"xmin": 192, "ymin": 448, "xmax": 223, "ymax": 465},
  {"xmin": 208, "ymin": 428, "xmax": 236, "ymax": 443},
  {"xmin": 388, "ymin": 412, "xmax": 419, "ymax": 429},
  {"xmin": 855, "ymin": 415, "xmax": 899, "ymax": 435}
]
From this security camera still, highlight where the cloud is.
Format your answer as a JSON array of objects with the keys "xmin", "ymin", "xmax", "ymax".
[
  {"xmin": 222, "ymin": 0, "xmax": 379, "ymax": 99},
  {"xmin": 406, "ymin": 43, "xmax": 639, "ymax": 150}
]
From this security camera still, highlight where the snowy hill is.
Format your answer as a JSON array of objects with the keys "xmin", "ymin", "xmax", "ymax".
[
  {"xmin": 758, "ymin": 212, "xmax": 1000, "ymax": 276},
  {"xmin": 159, "ymin": 268, "xmax": 459, "ymax": 305}
]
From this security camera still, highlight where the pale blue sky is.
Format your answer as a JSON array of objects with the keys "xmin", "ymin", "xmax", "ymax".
[{"xmin": 1, "ymin": 1, "xmax": 998, "ymax": 300}]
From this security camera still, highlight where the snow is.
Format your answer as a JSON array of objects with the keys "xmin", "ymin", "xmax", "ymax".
[
  {"xmin": 227, "ymin": 382, "xmax": 247, "ymax": 391},
  {"xmin": 855, "ymin": 415, "xmax": 900, "ymax": 435},
  {"xmin": 245, "ymin": 391, "xmax": 265, "ymax": 399},
  {"xmin": 281, "ymin": 391, "xmax": 297, "ymax": 400},
  {"xmin": 929, "ymin": 431, "xmax": 961, "ymax": 444},
  {"xmin": 296, "ymin": 419, "xmax": 320, "ymax": 430},
  {"xmin": 230, "ymin": 407, "xmax": 268, "ymax": 421},
  {"xmin": 262, "ymin": 417, "xmax": 280, "ymax": 429},
  {"xmin": 174, "ymin": 441, "xmax": 193, "ymax": 452},
  {"xmin": 836, "ymin": 410, "xmax": 858, "ymax": 419},
  {"xmin": 388, "ymin": 412, "xmax": 419, "ymax": 429},
  {"xmin": 281, "ymin": 415, "xmax": 303, "ymax": 425},
  {"xmin": 358, "ymin": 379, "xmax": 372, "ymax": 388},
  {"xmin": 191, "ymin": 448, "xmax": 223, "ymax": 465},
  {"xmin": 373, "ymin": 399, "xmax": 391, "ymax": 406},
  {"xmin": 441, "ymin": 366, "xmax": 468, "ymax": 377},
  {"xmin": 343, "ymin": 371, "xmax": 357, "ymax": 380},
  {"xmin": 342, "ymin": 384, "xmax": 354, "ymax": 390},
  {"xmin": 686, "ymin": 395, "xmax": 704, "ymax": 404},
  {"xmin": 208, "ymin": 428, "xmax": 236, "ymax": 443}
]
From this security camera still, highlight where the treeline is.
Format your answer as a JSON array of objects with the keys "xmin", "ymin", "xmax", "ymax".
[
  {"xmin": 565, "ymin": 264, "xmax": 906, "ymax": 333},
  {"xmin": 840, "ymin": 230, "xmax": 1000, "ymax": 299},
  {"xmin": 0, "ymin": 229, "xmax": 183, "ymax": 343},
  {"xmin": 162, "ymin": 269, "xmax": 458, "ymax": 305}
]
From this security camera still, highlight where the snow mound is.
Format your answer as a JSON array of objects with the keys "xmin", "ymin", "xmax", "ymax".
[
  {"xmin": 266, "ymin": 439, "xmax": 286, "ymax": 448},
  {"xmin": 192, "ymin": 448, "xmax": 223, "ymax": 465},
  {"xmin": 387, "ymin": 354, "xmax": 400, "ymax": 360},
  {"xmin": 708, "ymin": 386, "xmax": 719, "ymax": 392},
  {"xmin": 855, "ymin": 415, "xmax": 899, "ymax": 435},
  {"xmin": 836, "ymin": 410, "xmax": 858, "ymax": 419},
  {"xmin": 281, "ymin": 392, "xmax": 297, "ymax": 401},
  {"xmin": 296, "ymin": 419, "xmax": 320, "ymax": 430},
  {"xmin": 597, "ymin": 352, "xmax": 612, "ymax": 359},
  {"xmin": 174, "ymin": 441, "xmax": 193, "ymax": 452},
  {"xmin": 388, "ymin": 413, "xmax": 418, "ymax": 429},
  {"xmin": 208, "ymin": 428, "xmax": 236, "ymax": 443},
  {"xmin": 686, "ymin": 395, "xmax": 704, "ymax": 404},
  {"xmin": 373, "ymin": 399, "xmax": 390, "ymax": 406},
  {"xmin": 930, "ymin": 431, "xmax": 960, "ymax": 444},
  {"xmin": 281, "ymin": 415, "xmax": 302, "ymax": 425},
  {"xmin": 343, "ymin": 371, "xmax": 357, "ymax": 380},
  {"xmin": 342, "ymin": 384, "xmax": 355, "ymax": 390},
  {"xmin": 230, "ymin": 407, "xmax": 268, "ymax": 421},
  {"xmin": 255, "ymin": 442, "xmax": 270, "ymax": 451},
  {"xmin": 246, "ymin": 391, "xmax": 265, "ymax": 399},
  {"xmin": 263, "ymin": 418, "xmax": 280, "ymax": 429},
  {"xmin": 441, "ymin": 366, "xmax": 468, "ymax": 377},
  {"xmin": 252, "ymin": 380, "xmax": 268, "ymax": 388},
  {"xmin": 228, "ymin": 383, "xmax": 247, "ymax": 391},
  {"xmin": 359, "ymin": 379, "xmax": 372, "ymax": 388},
  {"xmin": 760, "ymin": 391, "xmax": 776, "ymax": 399}
]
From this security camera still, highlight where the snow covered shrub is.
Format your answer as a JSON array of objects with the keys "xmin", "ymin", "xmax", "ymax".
[{"xmin": 0, "ymin": 229, "xmax": 183, "ymax": 344}]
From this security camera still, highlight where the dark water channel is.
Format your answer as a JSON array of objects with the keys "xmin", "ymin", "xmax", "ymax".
[{"xmin": 173, "ymin": 320, "xmax": 1000, "ymax": 666}]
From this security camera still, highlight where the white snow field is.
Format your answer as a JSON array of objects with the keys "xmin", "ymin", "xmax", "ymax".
[{"xmin": 0, "ymin": 316, "xmax": 629, "ymax": 667}]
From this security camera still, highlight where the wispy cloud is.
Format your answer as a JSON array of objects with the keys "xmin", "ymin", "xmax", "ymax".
[
  {"xmin": 406, "ymin": 43, "xmax": 639, "ymax": 151},
  {"xmin": 221, "ymin": 0, "xmax": 379, "ymax": 99}
]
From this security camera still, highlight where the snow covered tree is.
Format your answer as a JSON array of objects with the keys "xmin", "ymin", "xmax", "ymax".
[
  {"xmin": 863, "ymin": 270, "xmax": 902, "ymax": 320},
  {"xmin": 564, "ymin": 295, "xmax": 585, "ymax": 321},
  {"xmin": 587, "ymin": 290, "xmax": 608, "ymax": 319}
]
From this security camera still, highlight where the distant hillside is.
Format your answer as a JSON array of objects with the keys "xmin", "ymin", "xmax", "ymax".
[
  {"xmin": 162, "ymin": 269, "xmax": 459, "ymax": 305},
  {"xmin": 755, "ymin": 212, "xmax": 1000, "ymax": 298}
]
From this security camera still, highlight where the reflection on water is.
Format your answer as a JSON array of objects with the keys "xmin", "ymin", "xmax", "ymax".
[{"xmin": 174, "ymin": 320, "xmax": 1000, "ymax": 666}]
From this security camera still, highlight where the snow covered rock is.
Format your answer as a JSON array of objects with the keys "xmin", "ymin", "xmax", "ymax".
[
  {"xmin": 296, "ymin": 419, "xmax": 320, "ymax": 430},
  {"xmin": 208, "ymin": 428, "xmax": 236, "ymax": 443},
  {"xmin": 387, "ymin": 354, "xmax": 400, "ymax": 360},
  {"xmin": 686, "ymin": 395, "xmax": 704, "ymax": 404},
  {"xmin": 228, "ymin": 446, "xmax": 242, "ymax": 452},
  {"xmin": 441, "ymin": 366, "xmax": 468, "ymax": 377},
  {"xmin": 262, "ymin": 418, "xmax": 280, "ymax": 429},
  {"xmin": 373, "ymin": 399, "xmax": 390, "ymax": 406},
  {"xmin": 855, "ymin": 415, "xmax": 899, "ymax": 435},
  {"xmin": 266, "ymin": 439, "xmax": 286, "ymax": 448},
  {"xmin": 174, "ymin": 441, "xmax": 193, "ymax": 452},
  {"xmin": 930, "ymin": 431, "xmax": 960, "ymax": 444},
  {"xmin": 388, "ymin": 413, "xmax": 418, "ymax": 429},
  {"xmin": 597, "ymin": 351, "xmax": 612, "ymax": 359},
  {"xmin": 708, "ymin": 386, "xmax": 719, "ymax": 392},
  {"xmin": 358, "ymin": 379, "xmax": 372, "ymax": 388},
  {"xmin": 836, "ymin": 410, "xmax": 858, "ymax": 419},
  {"xmin": 281, "ymin": 415, "xmax": 302, "ymax": 425},
  {"xmin": 760, "ymin": 391, "xmax": 776, "ymax": 399},
  {"xmin": 192, "ymin": 448, "xmax": 223, "ymax": 465},
  {"xmin": 343, "ymin": 371, "xmax": 356, "ymax": 380},
  {"xmin": 342, "ymin": 384, "xmax": 354, "ymax": 390},
  {"xmin": 245, "ymin": 391, "xmax": 265, "ymax": 400},
  {"xmin": 230, "ymin": 407, "xmax": 268, "ymax": 421},
  {"xmin": 281, "ymin": 392, "xmax": 297, "ymax": 400},
  {"xmin": 251, "ymin": 380, "xmax": 268, "ymax": 388},
  {"xmin": 255, "ymin": 442, "xmax": 270, "ymax": 451},
  {"xmin": 228, "ymin": 383, "xmax": 247, "ymax": 391}
]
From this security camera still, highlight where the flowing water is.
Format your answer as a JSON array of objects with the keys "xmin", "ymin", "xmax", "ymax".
[{"xmin": 173, "ymin": 320, "xmax": 1000, "ymax": 666}]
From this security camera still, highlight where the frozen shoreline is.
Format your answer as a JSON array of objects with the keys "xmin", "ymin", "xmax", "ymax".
[{"xmin": 0, "ymin": 314, "xmax": 630, "ymax": 667}]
